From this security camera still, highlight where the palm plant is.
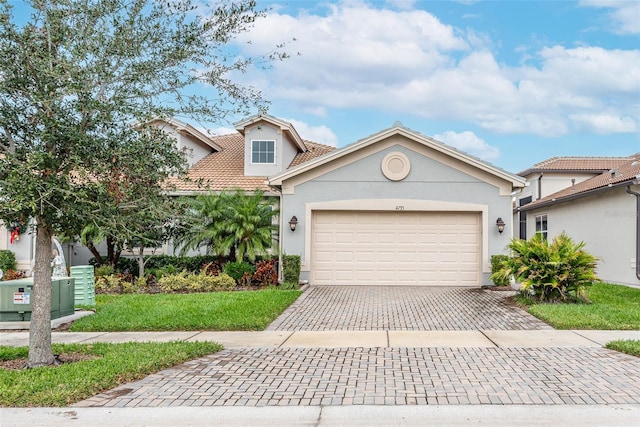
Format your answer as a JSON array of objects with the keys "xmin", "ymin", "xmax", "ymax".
[
  {"xmin": 490, "ymin": 232, "xmax": 599, "ymax": 302},
  {"xmin": 176, "ymin": 189, "xmax": 278, "ymax": 262}
]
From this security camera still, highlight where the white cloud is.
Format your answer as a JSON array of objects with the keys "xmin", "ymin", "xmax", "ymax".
[
  {"xmin": 286, "ymin": 119, "xmax": 339, "ymax": 147},
  {"xmin": 569, "ymin": 113, "xmax": 638, "ymax": 133},
  {"xmin": 579, "ymin": 0, "xmax": 640, "ymax": 34},
  {"xmin": 433, "ymin": 130, "xmax": 500, "ymax": 161},
  {"xmin": 233, "ymin": 2, "xmax": 639, "ymax": 137}
]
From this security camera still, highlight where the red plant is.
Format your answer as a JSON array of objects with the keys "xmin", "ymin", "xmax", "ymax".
[{"xmin": 252, "ymin": 259, "xmax": 278, "ymax": 287}]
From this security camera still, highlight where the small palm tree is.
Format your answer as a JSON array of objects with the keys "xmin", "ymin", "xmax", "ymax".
[{"xmin": 176, "ymin": 189, "xmax": 278, "ymax": 262}]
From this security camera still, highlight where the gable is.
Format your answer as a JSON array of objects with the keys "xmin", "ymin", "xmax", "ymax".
[{"xmin": 271, "ymin": 128, "xmax": 524, "ymax": 196}]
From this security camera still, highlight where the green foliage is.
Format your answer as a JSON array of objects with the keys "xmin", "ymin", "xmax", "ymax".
[
  {"xmin": 94, "ymin": 265, "xmax": 115, "ymax": 277},
  {"xmin": 157, "ymin": 271, "xmax": 235, "ymax": 293},
  {"xmin": 491, "ymin": 233, "xmax": 598, "ymax": 303},
  {"xmin": 70, "ymin": 290, "xmax": 302, "ymax": 332},
  {"xmin": 279, "ymin": 281, "xmax": 300, "ymax": 290},
  {"xmin": 490, "ymin": 254, "xmax": 510, "ymax": 286},
  {"xmin": 282, "ymin": 254, "xmax": 301, "ymax": 284},
  {"xmin": 224, "ymin": 261, "xmax": 256, "ymax": 282},
  {"xmin": 95, "ymin": 274, "xmax": 146, "ymax": 294},
  {"xmin": 176, "ymin": 190, "xmax": 279, "ymax": 262},
  {"xmin": 0, "ymin": 250, "xmax": 16, "ymax": 272},
  {"xmin": 0, "ymin": 341, "xmax": 221, "ymax": 407}
]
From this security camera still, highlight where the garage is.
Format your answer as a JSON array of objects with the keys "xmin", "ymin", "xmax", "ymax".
[{"xmin": 312, "ymin": 210, "xmax": 481, "ymax": 286}]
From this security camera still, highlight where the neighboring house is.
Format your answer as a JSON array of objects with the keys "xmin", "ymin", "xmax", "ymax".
[
  {"xmin": 268, "ymin": 123, "xmax": 526, "ymax": 287},
  {"xmin": 514, "ymin": 156, "xmax": 635, "ymax": 240},
  {"xmin": 518, "ymin": 154, "xmax": 640, "ymax": 287}
]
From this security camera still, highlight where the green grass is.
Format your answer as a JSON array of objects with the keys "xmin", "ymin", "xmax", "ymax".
[
  {"xmin": 0, "ymin": 341, "xmax": 221, "ymax": 407},
  {"xmin": 606, "ymin": 340, "xmax": 640, "ymax": 357},
  {"xmin": 522, "ymin": 282, "xmax": 640, "ymax": 330},
  {"xmin": 70, "ymin": 289, "xmax": 302, "ymax": 332}
]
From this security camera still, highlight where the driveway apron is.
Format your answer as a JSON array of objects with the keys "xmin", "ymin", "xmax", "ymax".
[
  {"xmin": 75, "ymin": 286, "xmax": 640, "ymax": 409},
  {"xmin": 267, "ymin": 286, "xmax": 552, "ymax": 331}
]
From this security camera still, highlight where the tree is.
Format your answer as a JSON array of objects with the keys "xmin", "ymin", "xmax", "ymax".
[
  {"xmin": 0, "ymin": 0, "xmax": 283, "ymax": 367},
  {"xmin": 177, "ymin": 190, "xmax": 278, "ymax": 262}
]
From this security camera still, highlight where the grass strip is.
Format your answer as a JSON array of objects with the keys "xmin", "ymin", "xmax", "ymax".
[
  {"xmin": 0, "ymin": 341, "xmax": 221, "ymax": 407},
  {"xmin": 605, "ymin": 340, "xmax": 640, "ymax": 357},
  {"xmin": 521, "ymin": 282, "xmax": 640, "ymax": 330},
  {"xmin": 70, "ymin": 289, "xmax": 301, "ymax": 332}
]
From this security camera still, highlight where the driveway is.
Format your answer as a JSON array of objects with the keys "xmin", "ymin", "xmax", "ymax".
[
  {"xmin": 69, "ymin": 285, "xmax": 640, "ymax": 411},
  {"xmin": 267, "ymin": 286, "xmax": 552, "ymax": 331}
]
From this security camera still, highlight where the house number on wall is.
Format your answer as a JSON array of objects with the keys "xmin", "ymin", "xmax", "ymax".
[{"xmin": 395, "ymin": 206, "xmax": 405, "ymax": 211}]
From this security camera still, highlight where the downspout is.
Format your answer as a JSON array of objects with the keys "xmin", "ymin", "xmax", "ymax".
[
  {"xmin": 537, "ymin": 173, "xmax": 543, "ymax": 200},
  {"xmin": 626, "ymin": 183, "xmax": 640, "ymax": 281}
]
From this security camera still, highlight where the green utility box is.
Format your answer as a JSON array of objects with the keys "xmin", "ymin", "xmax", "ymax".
[
  {"xmin": 0, "ymin": 277, "xmax": 75, "ymax": 322},
  {"xmin": 70, "ymin": 265, "xmax": 95, "ymax": 306}
]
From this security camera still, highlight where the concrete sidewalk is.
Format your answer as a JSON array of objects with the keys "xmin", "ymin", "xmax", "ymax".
[
  {"xmin": 2, "ymin": 405, "xmax": 640, "ymax": 427},
  {"xmin": 1, "ymin": 329, "xmax": 638, "ymax": 348}
]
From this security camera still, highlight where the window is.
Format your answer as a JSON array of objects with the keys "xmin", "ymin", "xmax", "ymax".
[
  {"xmin": 535, "ymin": 214, "xmax": 548, "ymax": 240},
  {"xmin": 251, "ymin": 140, "xmax": 275, "ymax": 164}
]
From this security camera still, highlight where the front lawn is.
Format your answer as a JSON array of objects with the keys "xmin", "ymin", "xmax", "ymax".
[
  {"xmin": 70, "ymin": 289, "xmax": 301, "ymax": 331},
  {"xmin": 606, "ymin": 340, "xmax": 640, "ymax": 357},
  {"xmin": 521, "ymin": 282, "xmax": 640, "ymax": 330},
  {"xmin": 0, "ymin": 341, "xmax": 221, "ymax": 407}
]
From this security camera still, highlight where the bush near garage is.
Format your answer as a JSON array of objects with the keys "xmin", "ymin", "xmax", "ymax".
[
  {"xmin": 490, "ymin": 254, "xmax": 510, "ymax": 286},
  {"xmin": 490, "ymin": 232, "xmax": 598, "ymax": 303}
]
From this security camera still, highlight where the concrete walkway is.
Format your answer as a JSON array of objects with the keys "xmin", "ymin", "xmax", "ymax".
[{"xmin": 1, "ymin": 329, "xmax": 639, "ymax": 348}]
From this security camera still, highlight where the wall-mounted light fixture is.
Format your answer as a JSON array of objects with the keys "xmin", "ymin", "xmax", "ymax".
[
  {"xmin": 288, "ymin": 216, "xmax": 298, "ymax": 232},
  {"xmin": 496, "ymin": 217, "xmax": 505, "ymax": 234}
]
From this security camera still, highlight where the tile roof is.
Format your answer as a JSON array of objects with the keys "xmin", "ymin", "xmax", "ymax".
[
  {"xmin": 522, "ymin": 153, "xmax": 640, "ymax": 210},
  {"xmin": 518, "ymin": 155, "xmax": 635, "ymax": 176},
  {"xmin": 167, "ymin": 133, "xmax": 335, "ymax": 193}
]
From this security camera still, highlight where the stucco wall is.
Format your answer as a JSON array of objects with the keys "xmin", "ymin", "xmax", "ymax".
[
  {"xmin": 526, "ymin": 185, "xmax": 640, "ymax": 287},
  {"xmin": 280, "ymin": 142, "xmax": 514, "ymax": 286},
  {"xmin": 243, "ymin": 124, "xmax": 299, "ymax": 177}
]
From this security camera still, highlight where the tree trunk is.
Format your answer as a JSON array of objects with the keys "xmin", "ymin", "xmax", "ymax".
[
  {"xmin": 85, "ymin": 241, "xmax": 103, "ymax": 266},
  {"xmin": 27, "ymin": 220, "xmax": 55, "ymax": 368},
  {"xmin": 138, "ymin": 247, "xmax": 145, "ymax": 278}
]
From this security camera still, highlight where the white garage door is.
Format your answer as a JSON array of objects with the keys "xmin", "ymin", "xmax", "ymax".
[{"xmin": 312, "ymin": 211, "xmax": 481, "ymax": 286}]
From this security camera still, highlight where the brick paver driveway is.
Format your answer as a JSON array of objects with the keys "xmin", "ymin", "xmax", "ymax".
[
  {"xmin": 267, "ymin": 286, "xmax": 551, "ymax": 331},
  {"xmin": 75, "ymin": 285, "xmax": 640, "ymax": 409}
]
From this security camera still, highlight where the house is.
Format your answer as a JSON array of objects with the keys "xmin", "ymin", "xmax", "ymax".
[
  {"xmin": 267, "ymin": 122, "xmax": 525, "ymax": 287},
  {"xmin": 2, "ymin": 113, "xmax": 529, "ymax": 287},
  {"xmin": 517, "ymin": 154, "xmax": 640, "ymax": 287}
]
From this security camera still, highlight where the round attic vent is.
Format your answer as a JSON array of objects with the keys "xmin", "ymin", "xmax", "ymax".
[{"xmin": 381, "ymin": 152, "xmax": 411, "ymax": 181}]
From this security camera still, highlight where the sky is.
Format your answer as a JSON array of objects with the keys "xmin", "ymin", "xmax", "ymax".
[
  {"xmin": 211, "ymin": 0, "xmax": 640, "ymax": 173},
  {"xmin": 7, "ymin": 0, "xmax": 640, "ymax": 173}
]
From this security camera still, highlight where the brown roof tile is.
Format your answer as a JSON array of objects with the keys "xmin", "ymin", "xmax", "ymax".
[
  {"xmin": 523, "ymin": 153, "xmax": 640, "ymax": 209},
  {"xmin": 168, "ymin": 133, "xmax": 335, "ymax": 193},
  {"xmin": 518, "ymin": 155, "xmax": 634, "ymax": 175}
]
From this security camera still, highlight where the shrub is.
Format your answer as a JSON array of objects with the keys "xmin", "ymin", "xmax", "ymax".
[
  {"xmin": 1, "ymin": 269, "xmax": 26, "ymax": 281},
  {"xmin": 490, "ymin": 233, "xmax": 598, "ymax": 303},
  {"xmin": 252, "ymin": 259, "xmax": 278, "ymax": 287},
  {"xmin": 490, "ymin": 255, "xmax": 510, "ymax": 286},
  {"xmin": 95, "ymin": 273, "xmax": 145, "ymax": 294},
  {"xmin": 158, "ymin": 271, "xmax": 235, "ymax": 293},
  {"xmin": 282, "ymin": 254, "xmax": 301, "ymax": 284},
  {"xmin": 224, "ymin": 261, "xmax": 255, "ymax": 283},
  {"xmin": 94, "ymin": 265, "xmax": 115, "ymax": 277},
  {"xmin": 0, "ymin": 250, "xmax": 17, "ymax": 272},
  {"xmin": 279, "ymin": 281, "xmax": 300, "ymax": 290},
  {"xmin": 157, "ymin": 271, "xmax": 191, "ymax": 293}
]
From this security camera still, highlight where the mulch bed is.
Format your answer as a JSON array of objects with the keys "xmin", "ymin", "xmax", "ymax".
[{"xmin": 1, "ymin": 352, "xmax": 99, "ymax": 371}]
